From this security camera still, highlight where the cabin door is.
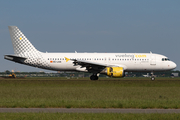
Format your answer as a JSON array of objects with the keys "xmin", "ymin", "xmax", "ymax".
[{"xmin": 150, "ymin": 55, "xmax": 156, "ymax": 65}]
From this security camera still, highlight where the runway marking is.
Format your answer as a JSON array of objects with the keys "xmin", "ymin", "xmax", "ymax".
[{"xmin": 1, "ymin": 108, "xmax": 180, "ymax": 113}]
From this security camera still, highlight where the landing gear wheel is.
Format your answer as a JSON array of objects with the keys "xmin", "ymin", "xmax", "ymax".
[
  {"xmin": 150, "ymin": 72, "xmax": 155, "ymax": 81},
  {"xmin": 90, "ymin": 75, "xmax": 98, "ymax": 80},
  {"xmin": 151, "ymin": 76, "xmax": 155, "ymax": 81}
]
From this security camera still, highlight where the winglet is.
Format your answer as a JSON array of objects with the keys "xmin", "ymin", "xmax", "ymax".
[{"xmin": 65, "ymin": 57, "xmax": 70, "ymax": 62}]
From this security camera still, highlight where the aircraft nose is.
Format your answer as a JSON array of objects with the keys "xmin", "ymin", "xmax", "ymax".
[{"xmin": 171, "ymin": 62, "xmax": 177, "ymax": 69}]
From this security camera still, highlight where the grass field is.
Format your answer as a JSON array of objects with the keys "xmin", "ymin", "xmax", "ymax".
[
  {"xmin": 0, "ymin": 77, "xmax": 180, "ymax": 108},
  {"xmin": 0, "ymin": 113, "xmax": 180, "ymax": 120}
]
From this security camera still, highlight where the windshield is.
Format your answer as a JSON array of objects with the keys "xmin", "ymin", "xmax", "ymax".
[{"xmin": 162, "ymin": 58, "xmax": 170, "ymax": 61}]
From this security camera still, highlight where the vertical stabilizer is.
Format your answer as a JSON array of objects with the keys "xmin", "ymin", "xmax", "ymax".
[
  {"xmin": 8, "ymin": 26, "xmax": 39, "ymax": 55},
  {"xmin": 6, "ymin": 26, "xmax": 50, "ymax": 70}
]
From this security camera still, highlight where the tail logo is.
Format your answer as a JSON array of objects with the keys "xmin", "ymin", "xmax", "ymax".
[{"xmin": 19, "ymin": 37, "xmax": 22, "ymax": 40}]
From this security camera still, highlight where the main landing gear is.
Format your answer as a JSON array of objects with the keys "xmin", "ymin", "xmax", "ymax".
[
  {"xmin": 151, "ymin": 72, "xmax": 155, "ymax": 81},
  {"xmin": 90, "ymin": 74, "xmax": 99, "ymax": 80}
]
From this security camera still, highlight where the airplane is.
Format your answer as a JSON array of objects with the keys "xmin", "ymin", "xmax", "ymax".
[{"xmin": 4, "ymin": 26, "xmax": 177, "ymax": 81}]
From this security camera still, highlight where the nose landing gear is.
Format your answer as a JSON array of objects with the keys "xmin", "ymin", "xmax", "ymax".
[
  {"xmin": 151, "ymin": 72, "xmax": 155, "ymax": 81},
  {"xmin": 151, "ymin": 76, "xmax": 155, "ymax": 81}
]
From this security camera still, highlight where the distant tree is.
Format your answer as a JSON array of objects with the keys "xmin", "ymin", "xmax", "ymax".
[{"xmin": 5, "ymin": 70, "xmax": 11, "ymax": 74}]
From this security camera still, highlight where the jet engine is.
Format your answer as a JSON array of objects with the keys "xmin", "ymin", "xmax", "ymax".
[{"xmin": 101, "ymin": 67, "xmax": 125, "ymax": 78}]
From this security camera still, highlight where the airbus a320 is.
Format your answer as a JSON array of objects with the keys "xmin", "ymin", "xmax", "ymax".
[{"xmin": 4, "ymin": 26, "xmax": 177, "ymax": 80}]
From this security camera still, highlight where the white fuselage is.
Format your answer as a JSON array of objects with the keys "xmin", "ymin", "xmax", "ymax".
[{"xmin": 40, "ymin": 52, "xmax": 176, "ymax": 72}]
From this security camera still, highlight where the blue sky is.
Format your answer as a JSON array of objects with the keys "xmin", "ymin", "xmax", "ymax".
[{"xmin": 0, "ymin": 0, "xmax": 180, "ymax": 72}]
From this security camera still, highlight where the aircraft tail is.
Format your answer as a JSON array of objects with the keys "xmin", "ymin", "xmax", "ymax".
[
  {"xmin": 6, "ymin": 26, "xmax": 50, "ymax": 69},
  {"xmin": 8, "ymin": 26, "xmax": 39, "ymax": 56}
]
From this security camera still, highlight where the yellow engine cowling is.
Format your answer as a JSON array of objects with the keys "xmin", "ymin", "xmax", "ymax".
[{"xmin": 106, "ymin": 67, "xmax": 124, "ymax": 78}]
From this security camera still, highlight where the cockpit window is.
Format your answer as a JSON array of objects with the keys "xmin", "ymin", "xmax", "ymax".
[
  {"xmin": 165, "ymin": 58, "xmax": 170, "ymax": 61},
  {"xmin": 162, "ymin": 58, "xmax": 170, "ymax": 61}
]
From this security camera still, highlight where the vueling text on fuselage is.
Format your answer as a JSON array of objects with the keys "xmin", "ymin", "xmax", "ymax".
[{"xmin": 115, "ymin": 54, "xmax": 146, "ymax": 58}]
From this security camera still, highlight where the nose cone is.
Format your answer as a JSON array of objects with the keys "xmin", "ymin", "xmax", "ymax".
[{"xmin": 171, "ymin": 62, "xmax": 177, "ymax": 69}]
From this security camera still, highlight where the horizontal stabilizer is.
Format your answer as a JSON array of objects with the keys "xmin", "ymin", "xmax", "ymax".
[{"xmin": 4, "ymin": 55, "xmax": 27, "ymax": 63}]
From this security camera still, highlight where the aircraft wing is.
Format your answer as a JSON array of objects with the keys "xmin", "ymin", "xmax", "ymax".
[
  {"xmin": 72, "ymin": 59, "xmax": 109, "ymax": 73},
  {"xmin": 65, "ymin": 57, "xmax": 126, "ymax": 73}
]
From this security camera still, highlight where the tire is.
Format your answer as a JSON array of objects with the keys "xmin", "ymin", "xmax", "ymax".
[
  {"xmin": 90, "ymin": 75, "xmax": 98, "ymax": 80},
  {"xmin": 90, "ymin": 75, "xmax": 94, "ymax": 80},
  {"xmin": 151, "ymin": 77, "xmax": 155, "ymax": 81}
]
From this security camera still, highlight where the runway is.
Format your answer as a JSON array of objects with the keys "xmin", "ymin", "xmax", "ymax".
[{"xmin": 1, "ymin": 108, "xmax": 180, "ymax": 113}]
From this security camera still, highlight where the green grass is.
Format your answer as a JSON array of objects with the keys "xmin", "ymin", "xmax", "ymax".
[
  {"xmin": 0, "ymin": 77, "xmax": 180, "ymax": 108},
  {"xmin": 0, "ymin": 113, "xmax": 180, "ymax": 120}
]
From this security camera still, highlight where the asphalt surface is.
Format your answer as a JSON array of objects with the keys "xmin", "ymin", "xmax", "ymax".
[{"xmin": 1, "ymin": 108, "xmax": 180, "ymax": 113}]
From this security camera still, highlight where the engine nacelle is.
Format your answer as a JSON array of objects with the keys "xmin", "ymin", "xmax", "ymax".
[{"xmin": 101, "ymin": 67, "xmax": 125, "ymax": 78}]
